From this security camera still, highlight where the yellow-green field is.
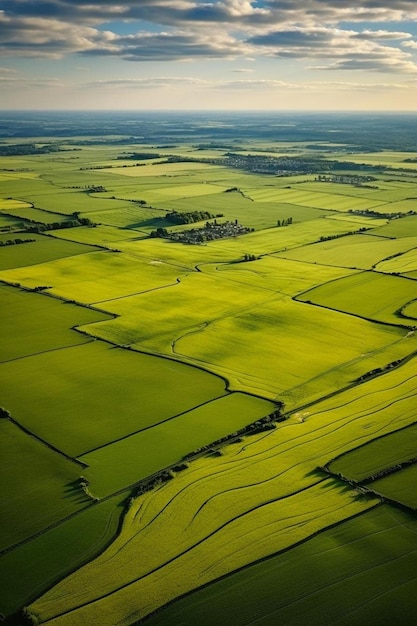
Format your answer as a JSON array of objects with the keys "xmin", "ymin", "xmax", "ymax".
[
  {"xmin": 29, "ymin": 356, "xmax": 417, "ymax": 625},
  {"xmin": 2, "ymin": 139, "xmax": 417, "ymax": 625}
]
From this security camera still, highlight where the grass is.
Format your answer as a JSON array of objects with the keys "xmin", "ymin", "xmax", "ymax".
[
  {"xmin": 29, "ymin": 356, "xmax": 417, "ymax": 623},
  {"xmin": 80, "ymin": 393, "xmax": 276, "ymax": 497},
  {"xmin": 0, "ymin": 494, "xmax": 126, "ymax": 616},
  {"xmin": 0, "ymin": 251, "xmax": 183, "ymax": 305},
  {"xmin": 0, "ymin": 233, "xmax": 97, "ymax": 270},
  {"xmin": 2, "ymin": 140, "xmax": 417, "ymax": 622},
  {"xmin": 328, "ymin": 423, "xmax": 417, "ymax": 482},
  {"xmin": 376, "ymin": 247, "xmax": 417, "ymax": 274},
  {"xmin": 276, "ymin": 234, "xmax": 417, "ymax": 270},
  {"xmin": 0, "ymin": 284, "xmax": 110, "ymax": 362},
  {"xmin": 372, "ymin": 465, "xmax": 417, "ymax": 509},
  {"xmin": 144, "ymin": 506, "xmax": 417, "ymax": 626},
  {"xmin": 297, "ymin": 271, "xmax": 417, "ymax": 326},
  {"xmin": 173, "ymin": 295, "xmax": 411, "ymax": 404},
  {"xmin": 369, "ymin": 214, "xmax": 417, "ymax": 238},
  {"xmin": 0, "ymin": 341, "xmax": 226, "ymax": 457},
  {"xmin": 49, "ymin": 225, "xmax": 144, "ymax": 244},
  {"xmin": 0, "ymin": 419, "xmax": 89, "ymax": 553}
]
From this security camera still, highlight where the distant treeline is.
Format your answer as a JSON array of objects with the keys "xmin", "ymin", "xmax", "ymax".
[
  {"xmin": 0, "ymin": 143, "xmax": 63, "ymax": 156},
  {"xmin": 118, "ymin": 152, "xmax": 161, "ymax": 160}
]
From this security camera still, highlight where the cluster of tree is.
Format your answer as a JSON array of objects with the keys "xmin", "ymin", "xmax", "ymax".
[
  {"xmin": 0, "ymin": 143, "xmax": 62, "ymax": 156},
  {"xmin": 117, "ymin": 152, "xmax": 161, "ymax": 160},
  {"xmin": 356, "ymin": 357, "xmax": 406, "ymax": 383},
  {"xmin": 315, "ymin": 174, "xmax": 377, "ymax": 187},
  {"xmin": 319, "ymin": 227, "xmax": 368, "ymax": 242},
  {"xmin": 150, "ymin": 227, "xmax": 169, "ymax": 238},
  {"xmin": 277, "ymin": 217, "xmax": 293, "ymax": 227},
  {"xmin": 0, "ymin": 237, "xmax": 35, "ymax": 247},
  {"xmin": 243, "ymin": 253, "xmax": 257, "ymax": 262},
  {"xmin": 348, "ymin": 208, "xmax": 416, "ymax": 219},
  {"xmin": 26, "ymin": 217, "xmax": 95, "ymax": 234},
  {"xmin": 85, "ymin": 185, "xmax": 107, "ymax": 193},
  {"xmin": 165, "ymin": 210, "xmax": 217, "ymax": 224}
]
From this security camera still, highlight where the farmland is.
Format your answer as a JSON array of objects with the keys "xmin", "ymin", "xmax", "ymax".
[{"xmin": 1, "ymin": 113, "xmax": 417, "ymax": 625}]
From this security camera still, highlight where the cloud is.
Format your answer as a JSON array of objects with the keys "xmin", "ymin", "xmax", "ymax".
[
  {"xmin": 84, "ymin": 76, "xmax": 209, "ymax": 89},
  {"xmin": 0, "ymin": 1, "xmax": 416, "ymax": 75}
]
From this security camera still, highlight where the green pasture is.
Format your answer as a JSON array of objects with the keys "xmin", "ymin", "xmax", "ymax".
[
  {"xmin": 210, "ymin": 256, "xmax": 355, "ymax": 296},
  {"xmin": 0, "ymin": 341, "xmax": 226, "ymax": 457},
  {"xmin": 30, "ymin": 481, "xmax": 374, "ymax": 625},
  {"xmin": 0, "ymin": 494, "xmax": 126, "ymax": 616},
  {"xmin": 82, "ymin": 270, "xmax": 272, "ymax": 351},
  {"xmin": 246, "ymin": 185, "xmax": 387, "ymax": 211},
  {"xmin": 81, "ymin": 205, "xmax": 164, "ymax": 230},
  {"xmin": 372, "ymin": 464, "xmax": 417, "ymax": 509},
  {"xmin": 0, "ymin": 419, "xmax": 89, "ymax": 553},
  {"xmin": 0, "ymin": 284, "xmax": 110, "ymax": 362},
  {"xmin": 174, "ymin": 295, "xmax": 411, "ymax": 403},
  {"xmin": 0, "ymin": 214, "xmax": 24, "ymax": 231},
  {"xmin": 28, "ymin": 343, "xmax": 417, "ymax": 624},
  {"xmin": 50, "ymin": 225, "xmax": 144, "ymax": 244},
  {"xmin": 0, "ymin": 251, "xmax": 183, "ymax": 304},
  {"xmin": 402, "ymin": 300, "xmax": 417, "ymax": 320},
  {"xmin": 376, "ymin": 246, "xmax": 417, "ymax": 274},
  {"xmin": 277, "ymin": 234, "xmax": 417, "ymax": 270},
  {"xmin": 327, "ymin": 151, "xmax": 417, "ymax": 169},
  {"xmin": 102, "ymin": 161, "xmax": 225, "ymax": 178},
  {"xmin": 145, "ymin": 506, "xmax": 417, "ymax": 626},
  {"xmin": 297, "ymin": 271, "xmax": 417, "ymax": 325},
  {"xmin": 0, "ymin": 198, "xmax": 32, "ymax": 211},
  {"xmin": 369, "ymin": 214, "xmax": 417, "ymax": 237},
  {"xmin": 329, "ymin": 422, "xmax": 417, "ymax": 482},
  {"xmin": 0, "ymin": 233, "xmax": 96, "ymax": 270},
  {"xmin": 0, "ymin": 206, "xmax": 68, "ymax": 225},
  {"xmin": 80, "ymin": 393, "xmax": 276, "ymax": 497},
  {"xmin": 165, "ymin": 193, "xmax": 332, "ymax": 230}
]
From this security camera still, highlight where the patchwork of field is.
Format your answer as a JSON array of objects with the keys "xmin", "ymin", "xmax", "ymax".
[
  {"xmin": 2, "ymin": 141, "xmax": 417, "ymax": 624},
  {"xmin": 0, "ymin": 340, "xmax": 228, "ymax": 458},
  {"xmin": 145, "ymin": 506, "xmax": 417, "ymax": 626},
  {"xmin": 276, "ymin": 234, "xmax": 417, "ymax": 270},
  {"xmin": 328, "ymin": 421, "xmax": 417, "ymax": 478},
  {"xmin": 29, "ymin": 355, "xmax": 417, "ymax": 625},
  {"xmin": 376, "ymin": 247, "xmax": 417, "ymax": 274},
  {"xmin": 0, "ymin": 250, "xmax": 184, "ymax": 304}
]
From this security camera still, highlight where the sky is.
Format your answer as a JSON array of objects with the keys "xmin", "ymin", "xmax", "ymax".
[{"xmin": 1, "ymin": 0, "xmax": 417, "ymax": 111}]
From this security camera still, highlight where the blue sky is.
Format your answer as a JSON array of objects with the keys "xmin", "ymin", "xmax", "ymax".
[{"xmin": 1, "ymin": 0, "xmax": 417, "ymax": 110}]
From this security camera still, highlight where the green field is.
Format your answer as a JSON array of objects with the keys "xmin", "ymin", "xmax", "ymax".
[
  {"xmin": 0, "ymin": 284, "xmax": 110, "ymax": 361},
  {"xmin": 328, "ymin": 423, "xmax": 417, "ymax": 482},
  {"xmin": 80, "ymin": 393, "xmax": 276, "ymax": 497},
  {"xmin": 0, "ymin": 233, "xmax": 97, "ymax": 270},
  {"xmin": 277, "ymin": 234, "xmax": 417, "ymax": 270},
  {"xmin": 0, "ymin": 340, "xmax": 226, "ymax": 457},
  {"xmin": 297, "ymin": 271, "xmax": 417, "ymax": 325},
  {"xmin": 30, "ymin": 355, "xmax": 417, "ymax": 624},
  {"xmin": 145, "ymin": 506, "xmax": 417, "ymax": 626},
  {"xmin": 372, "ymin": 465, "xmax": 417, "ymax": 509},
  {"xmin": 2, "ymin": 138, "xmax": 417, "ymax": 624}
]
